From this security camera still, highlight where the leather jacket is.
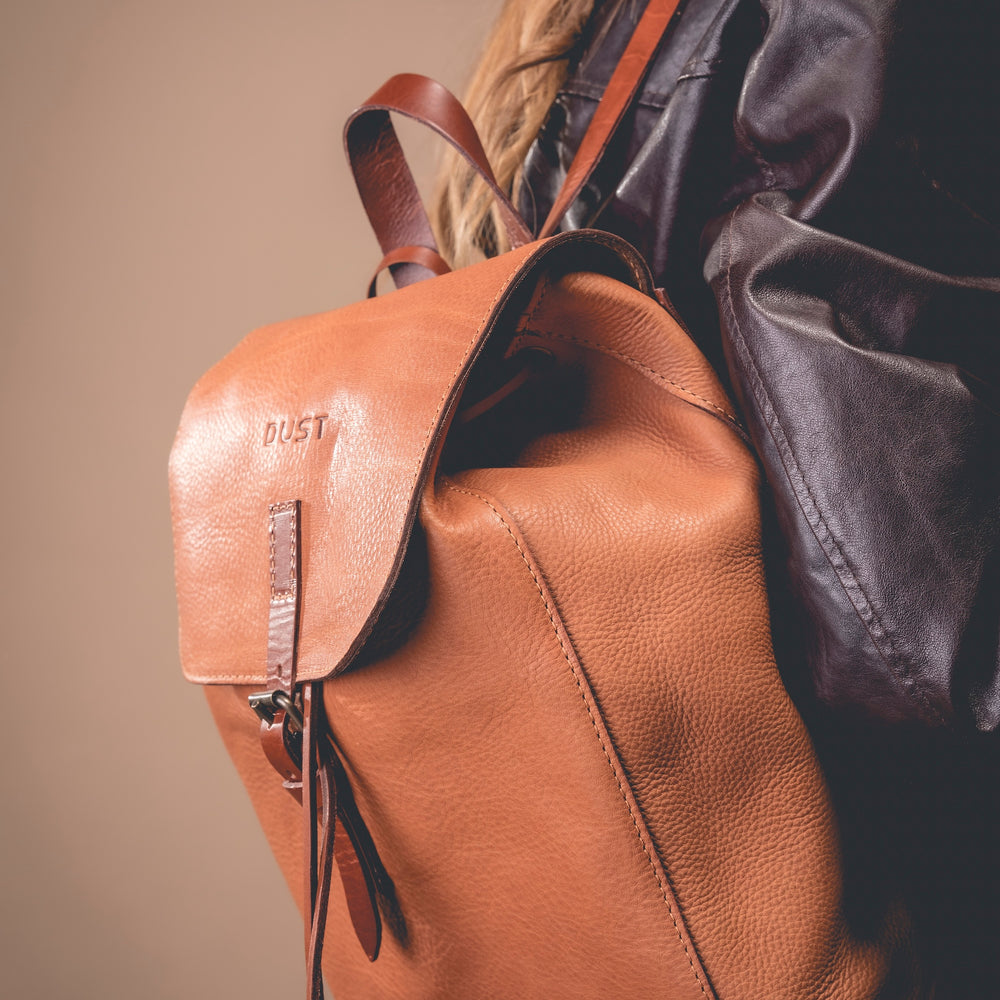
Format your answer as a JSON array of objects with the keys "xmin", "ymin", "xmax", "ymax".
[{"xmin": 519, "ymin": 1, "xmax": 1000, "ymax": 993}]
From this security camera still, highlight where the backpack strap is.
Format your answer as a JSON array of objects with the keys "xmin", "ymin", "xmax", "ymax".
[
  {"xmin": 345, "ymin": 0, "xmax": 681, "ymax": 288},
  {"xmin": 538, "ymin": 0, "xmax": 684, "ymax": 237},
  {"xmin": 368, "ymin": 244, "xmax": 451, "ymax": 298},
  {"xmin": 345, "ymin": 73, "xmax": 533, "ymax": 288}
]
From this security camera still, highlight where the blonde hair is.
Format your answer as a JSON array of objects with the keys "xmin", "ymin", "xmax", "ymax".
[{"xmin": 431, "ymin": 0, "xmax": 602, "ymax": 269}]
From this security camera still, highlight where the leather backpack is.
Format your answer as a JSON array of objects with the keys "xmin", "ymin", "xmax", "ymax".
[{"xmin": 170, "ymin": 4, "xmax": 918, "ymax": 997}]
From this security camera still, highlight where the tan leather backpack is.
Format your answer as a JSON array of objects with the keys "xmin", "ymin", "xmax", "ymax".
[{"xmin": 170, "ymin": 9, "xmax": 917, "ymax": 998}]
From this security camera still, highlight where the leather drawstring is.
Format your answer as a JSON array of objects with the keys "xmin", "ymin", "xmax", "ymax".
[
  {"xmin": 329, "ymin": 740, "xmax": 384, "ymax": 962},
  {"xmin": 271, "ymin": 680, "xmax": 381, "ymax": 1000},
  {"xmin": 303, "ymin": 683, "xmax": 338, "ymax": 1000}
]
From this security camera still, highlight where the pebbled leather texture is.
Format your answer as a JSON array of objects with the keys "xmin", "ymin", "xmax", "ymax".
[
  {"xmin": 178, "ymin": 234, "xmax": 919, "ymax": 998},
  {"xmin": 519, "ymin": 0, "xmax": 1000, "ymax": 732}
]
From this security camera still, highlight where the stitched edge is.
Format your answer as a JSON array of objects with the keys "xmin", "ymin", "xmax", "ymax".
[
  {"xmin": 511, "ymin": 327, "xmax": 741, "ymax": 427},
  {"xmin": 268, "ymin": 501, "xmax": 298, "ymax": 601},
  {"xmin": 445, "ymin": 481, "xmax": 712, "ymax": 999},
  {"xmin": 410, "ymin": 235, "xmax": 650, "ymax": 497},
  {"xmin": 268, "ymin": 508, "xmax": 276, "ymax": 595},
  {"xmin": 516, "ymin": 275, "xmax": 556, "ymax": 334},
  {"xmin": 513, "ymin": 265, "xmax": 738, "ymax": 427},
  {"xmin": 404, "ymin": 255, "xmax": 532, "ymax": 503},
  {"xmin": 719, "ymin": 206, "xmax": 944, "ymax": 723}
]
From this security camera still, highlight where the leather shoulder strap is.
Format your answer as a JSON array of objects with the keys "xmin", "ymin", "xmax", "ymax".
[
  {"xmin": 343, "ymin": 1, "xmax": 679, "ymax": 289},
  {"xmin": 345, "ymin": 73, "xmax": 533, "ymax": 288},
  {"xmin": 539, "ymin": 0, "xmax": 683, "ymax": 238}
]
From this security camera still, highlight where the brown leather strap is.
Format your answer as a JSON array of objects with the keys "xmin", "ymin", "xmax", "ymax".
[
  {"xmin": 301, "ymin": 683, "xmax": 320, "ymax": 998},
  {"xmin": 307, "ymin": 756, "xmax": 336, "ymax": 998},
  {"xmin": 302, "ymin": 683, "xmax": 336, "ymax": 1000},
  {"xmin": 266, "ymin": 500, "xmax": 300, "ymax": 691},
  {"xmin": 303, "ymin": 706, "xmax": 384, "ymax": 993},
  {"xmin": 368, "ymin": 244, "xmax": 451, "ymax": 299},
  {"xmin": 299, "ymin": 686, "xmax": 384, "ymax": 998},
  {"xmin": 329, "ymin": 745, "xmax": 383, "ymax": 962},
  {"xmin": 539, "ymin": 0, "xmax": 683, "ymax": 237},
  {"xmin": 345, "ymin": 73, "xmax": 533, "ymax": 289},
  {"xmin": 254, "ymin": 500, "xmax": 304, "ymax": 792},
  {"xmin": 346, "ymin": 3, "xmax": 678, "ymax": 284}
]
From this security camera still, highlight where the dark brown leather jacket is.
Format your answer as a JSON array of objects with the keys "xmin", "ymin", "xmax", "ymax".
[{"xmin": 519, "ymin": 0, "xmax": 999, "ymax": 993}]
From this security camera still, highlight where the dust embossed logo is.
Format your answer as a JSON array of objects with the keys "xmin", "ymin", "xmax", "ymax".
[{"xmin": 263, "ymin": 413, "xmax": 332, "ymax": 446}]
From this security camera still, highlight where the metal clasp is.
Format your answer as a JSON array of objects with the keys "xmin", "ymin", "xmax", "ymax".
[{"xmin": 248, "ymin": 689, "xmax": 303, "ymax": 733}]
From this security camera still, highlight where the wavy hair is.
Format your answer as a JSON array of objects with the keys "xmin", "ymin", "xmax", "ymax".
[{"xmin": 431, "ymin": 0, "xmax": 606, "ymax": 268}]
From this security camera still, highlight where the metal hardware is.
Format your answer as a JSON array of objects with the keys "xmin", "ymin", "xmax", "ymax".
[{"xmin": 248, "ymin": 689, "xmax": 303, "ymax": 732}]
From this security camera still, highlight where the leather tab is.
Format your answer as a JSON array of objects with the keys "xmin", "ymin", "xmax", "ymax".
[
  {"xmin": 368, "ymin": 245, "xmax": 451, "ymax": 299},
  {"xmin": 267, "ymin": 500, "xmax": 301, "ymax": 690},
  {"xmin": 252, "ymin": 500, "xmax": 305, "ymax": 790},
  {"xmin": 259, "ymin": 716, "xmax": 303, "ymax": 792}
]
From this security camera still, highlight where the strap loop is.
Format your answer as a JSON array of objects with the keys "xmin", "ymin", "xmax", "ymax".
[
  {"xmin": 368, "ymin": 244, "xmax": 451, "ymax": 298},
  {"xmin": 345, "ymin": 73, "xmax": 533, "ymax": 291}
]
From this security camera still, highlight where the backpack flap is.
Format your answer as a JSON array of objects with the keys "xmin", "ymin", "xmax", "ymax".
[{"xmin": 170, "ymin": 231, "xmax": 650, "ymax": 687}]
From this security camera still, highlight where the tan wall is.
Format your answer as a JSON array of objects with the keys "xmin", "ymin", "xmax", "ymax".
[{"xmin": 0, "ymin": 3, "xmax": 501, "ymax": 996}]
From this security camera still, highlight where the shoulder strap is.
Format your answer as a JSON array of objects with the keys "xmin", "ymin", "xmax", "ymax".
[
  {"xmin": 347, "ymin": 0, "xmax": 682, "ymax": 288},
  {"xmin": 345, "ymin": 74, "xmax": 533, "ymax": 288},
  {"xmin": 539, "ymin": 0, "xmax": 683, "ymax": 238}
]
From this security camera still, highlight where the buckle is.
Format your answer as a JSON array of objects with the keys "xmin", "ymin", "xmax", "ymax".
[{"xmin": 248, "ymin": 689, "xmax": 303, "ymax": 732}]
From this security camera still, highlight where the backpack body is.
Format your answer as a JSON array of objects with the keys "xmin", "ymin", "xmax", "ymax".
[{"xmin": 171, "ymin": 232, "xmax": 914, "ymax": 998}]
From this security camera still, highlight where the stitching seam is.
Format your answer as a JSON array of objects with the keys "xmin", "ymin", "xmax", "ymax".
[
  {"xmin": 445, "ymin": 482, "xmax": 710, "ymax": 998},
  {"xmin": 511, "ymin": 328, "xmax": 739, "ymax": 425},
  {"xmin": 268, "ymin": 512, "xmax": 276, "ymax": 596},
  {"xmin": 268, "ymin": 501, "xmax": 298, "ymax": 600},
  {"xmin": 405, "ymin": 257, "xmax": 530, "ymax": 500},
  {"xmin": 517, "ymin": 276, "xmax": 555, "ymax": 334}
]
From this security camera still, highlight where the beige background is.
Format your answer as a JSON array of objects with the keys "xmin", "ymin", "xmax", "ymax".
[{"xmin": 0, "ymin": 2, "xmax": 501, "ymax": 996}]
